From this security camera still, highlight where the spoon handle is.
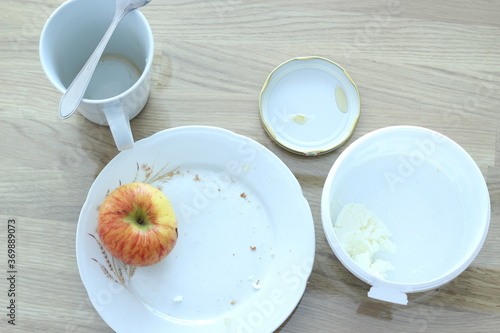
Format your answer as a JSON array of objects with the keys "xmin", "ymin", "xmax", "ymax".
[{"xmin": 58, "ymin": 12, "xmax": 125, "ymax": 119}]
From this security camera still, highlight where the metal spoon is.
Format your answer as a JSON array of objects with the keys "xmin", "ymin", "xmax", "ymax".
[{"xmin": 59, "ymin": 0, "xmax": 152, "ymax": 119}]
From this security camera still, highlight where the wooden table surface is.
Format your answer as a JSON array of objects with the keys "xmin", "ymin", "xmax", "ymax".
[{"xmin": 1, "ymin": 0, "xmax": 500, "ymax": 332}]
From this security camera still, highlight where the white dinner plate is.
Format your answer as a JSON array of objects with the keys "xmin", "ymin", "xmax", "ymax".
[{"xmin": 76, "ymin": 126, "xmax": 315, "ymax": 333}]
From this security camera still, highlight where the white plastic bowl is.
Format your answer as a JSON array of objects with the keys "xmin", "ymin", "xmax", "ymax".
[{"xmin": 321, "ymin": 126, "xmax": 490, "ymax": 305}]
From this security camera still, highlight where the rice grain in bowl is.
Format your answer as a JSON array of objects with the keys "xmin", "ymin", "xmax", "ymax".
[{"xmin": 321, "ymin": 126, "xmax": 490, "ymax": 305}]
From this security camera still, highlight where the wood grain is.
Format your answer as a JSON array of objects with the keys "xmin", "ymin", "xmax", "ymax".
[{"xmin": 1, "ymin": 0, "xmax": 499, "ymax": 332}]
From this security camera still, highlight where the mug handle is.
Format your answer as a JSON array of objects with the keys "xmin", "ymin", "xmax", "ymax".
[{"xmin": 103, "ymin": 102, "xmax": 134, "ymax": 151}]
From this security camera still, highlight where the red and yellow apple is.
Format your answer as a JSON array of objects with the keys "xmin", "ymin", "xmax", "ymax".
[{"xmin": 97, "ymin": 182, "xmax": 178, "ymax": 267}]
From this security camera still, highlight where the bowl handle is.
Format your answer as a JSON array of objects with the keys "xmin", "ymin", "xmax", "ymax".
[{"xmin": 368, "ymin": 286, "xmax": 408, "ymax": 305}]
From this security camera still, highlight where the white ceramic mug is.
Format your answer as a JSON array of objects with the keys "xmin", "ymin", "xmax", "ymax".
[{"xmin": 40, "ymin": 0, "xmax": 154, "ymax": 151}]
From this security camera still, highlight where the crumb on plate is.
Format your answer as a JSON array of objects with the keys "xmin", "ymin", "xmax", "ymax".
[{"xmin": 252, "ymin": 280, "xmax": 261, "ymax": 290}]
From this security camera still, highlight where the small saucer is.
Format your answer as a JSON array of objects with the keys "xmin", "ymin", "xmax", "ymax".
[{"xmin": 259, "ymin": 57, "xmax": 360, "ymax": 156}]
